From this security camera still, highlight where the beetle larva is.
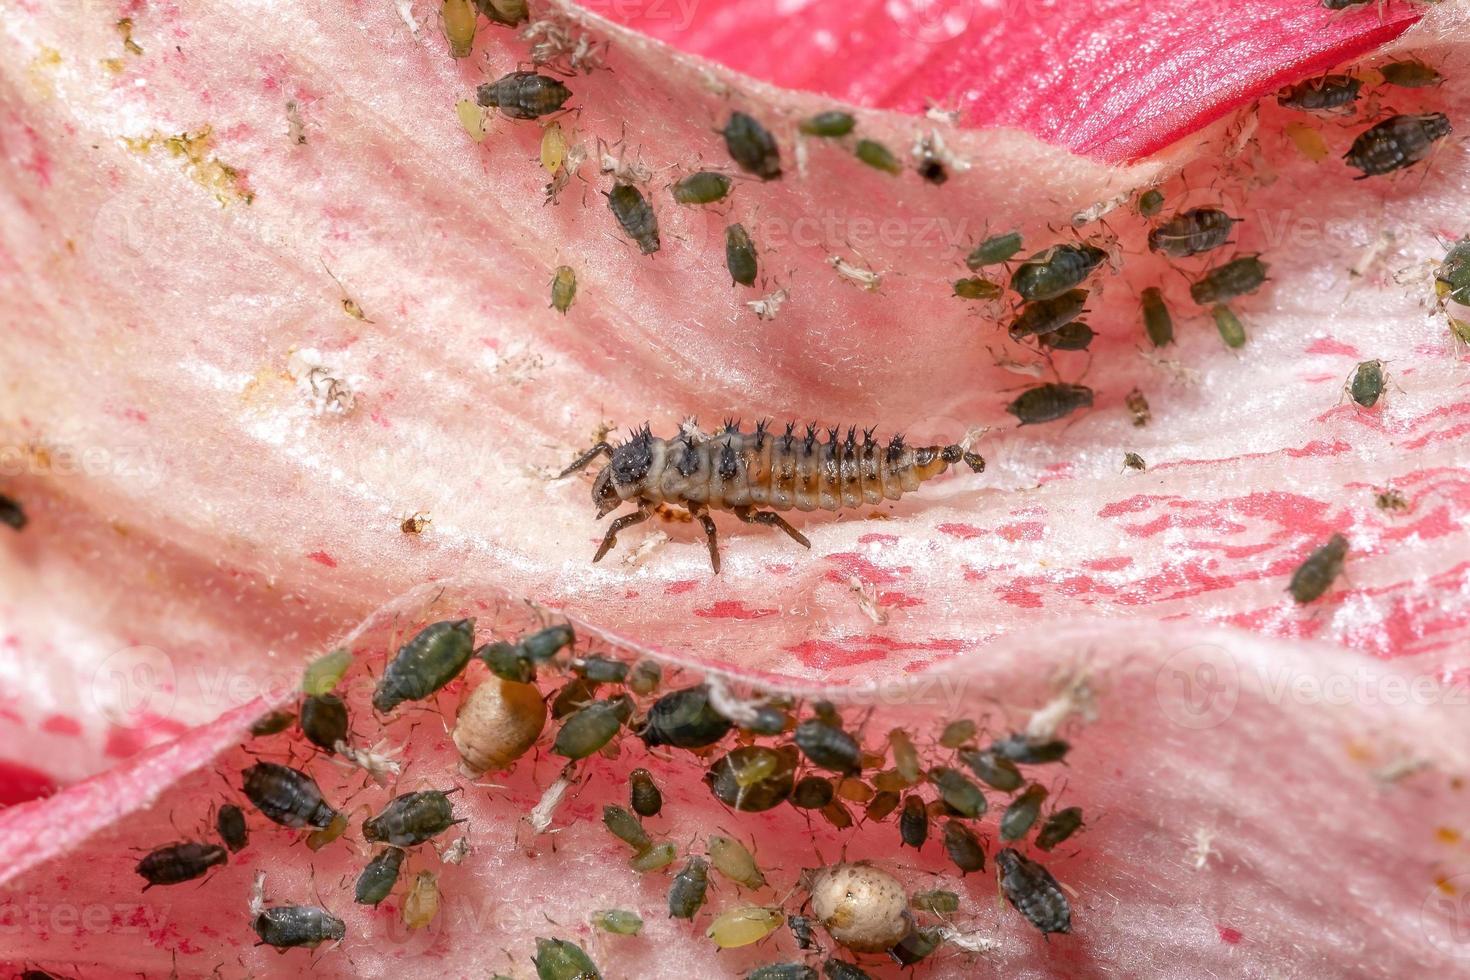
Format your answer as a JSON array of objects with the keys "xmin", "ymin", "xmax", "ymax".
[{"xmin": 559, "ymin": 420, "xmax": 984, "ymax": 572}]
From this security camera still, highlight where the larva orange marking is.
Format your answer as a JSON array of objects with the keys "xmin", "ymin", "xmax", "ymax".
[{"xmin": 559, "ymin": 420, "xmax": 984, "ymax": 573}]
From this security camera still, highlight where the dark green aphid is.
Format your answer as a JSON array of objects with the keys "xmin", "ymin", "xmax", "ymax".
[
  {"xmin": 1008, "ymin": 289, "xmax": 1088, "ymax": 340},
  {"xmin": 242, "ymin": 762, "xmax": 338, "ymax": 829},
  {"xmin": 373, "ymin": 618, "xmax": 476, "ymax": 713},
  {"xmin": 723, "ymin": 111, "xmax": 782, "ymax": 181},
  {"xmin": 0, "ymin": 493, "xmax": 25, "ymax": 531},
  {"xmin": 550, "ymin": 265, "xmax": 576, "ymax": 314},
  {"xmin": 912, "ymin": 888, "xmax": 960, "ymax": 915},
  {"xmin": 1136, "ymin": 188, "xmax": 1164, "ymax": 217},
  {"xmin": 249, "ymin": 709, "xmax": 295, "ymax": 737},
  {"xmin": 1148, "ymin": 208, "xmax": 1239, "ymax": 257},
  {"xmin": 475, "ymin": 71, "xmax": 571, "ymax": 120},
  {"xmin": 479, "ymin": 641, "xmax": 536, "ymax": 683},
  {"xmin": 929, "ymin": 767, "xmax": 987, "ymax": 818},
  {"xmin": 959, "ymin": 748, "xmax": 1024, "ymax": 792},
  {"xmin": 748, "ymin": 966, "xmax": 816, "ymax": 980},
  {"xmin": 1011, "ymin": 244, "xmax": 1107, "ymax": 301},
  {"xmin": 640, "ymin": 685, "xmax": 733, "ymax": 749},
  {"xmin": 854, "ymin": 139, "xmax": 901, "ymax": 175},
  {"xmin": 1437, "ymin": 237, "xmax": 1470, "ymax": 306},
  {"xmin": 866, "ymin": 789, "xmax": 900, "ymax": 822},
  {"xmin": 1189, "ymin": 256, "xmax": 1267, "ymax": 305},
  {"xmin": 788, "ymin": 914, "xmax": 817, "ymax": 949},
  {"xmin": 1347, "ymin": 359, "xmax": 1385, "ymax": 407},
  {"xmin": 602, "ymin": 804, "xmax": 651, "ymax": 852},
  {"xmin": 216, "ymin": 803, "xmax": 247, "ymax": 852},
  {"xmin": 554, "ymin": 699, "xmax": 625, "ymax": 759},
  {"xmin": 672, "ymin": 170, "xmax": 733, "ymax": 205},
  {"xmin": 522, "ymin": 624, "xmax": 575, "ymax": 661},
  {"xmin": 1321, "ymin": 0, "xmax": 1369, "ymax": 7},
  {"xmin": 822, "ymin": 961, "xmax": 873, "ymax": 980},
  {"xmin": 135, "ymin": 841, "xmax": 226, "ymax": 889},
  {"xmin": 1005, "ymin": 383, "xmax": 1094, "ymax": 426},
  {"xmin": 253, "ymin": 905, "xmax": 345, "ymax": 950},
  {"xmin": 889, "ymin": 926, "xmax": 942, "ymax": 966},
  {"xmin": 939, "ymin": 719, "xmax": 976, "ymax": 749},
  {"xmin": 1140, "ymin": 286, "xmax": 1174, "ymax": 347},
  {"xmin": 799, "ymin": 110, "xmax": 856, "ymax": 137},
  {"xmin": 812, "ymin": 700, "xmax": 841, "ymax": 726},
  {"xmin": 990, "ymin": 733, "xmax": 1070, "ymax": 764},
  {"xmin": 1038, "ymin": 320, "xmax": 1095, "ymax": 352},
  {"xmin": 551, "ymin": 676, "xmax": 598, "ymax": 718},
  {"xmin": 1000, "ymin": 784, "xmax": 1048, "ymax": 840},
  {"xmin": 628, "ymin": 659, "xmax": 662, "ymax": 695},
  {"xmin": 1288, "ymin": 533, "xmax": 1349, "ymax": 604},
  {"xmin": 1278, "ymin": 74, "xmax": 1361, "ymax": 111},
  {"xmin": 1036, "ymin": 806, "xmax": 1084, "ymax": 851},
  {"xmin": 606, "ymin": 183, "xmax": 660, "ymax": 254},
  {"xmin": 996, "ymin": 848, "xmax": 1071, "ymax": 935},
  {"xmin": 899, "ymin": 794, "xmax": 928, "ymax": 849},
  {"xmin": 534, "ymin": 937, "xmax": 602, "ymax": 980},
  {"xmin": 707, "ymin": 745, "xmax": 799, "ymax": 811},
  {"xmin": 299, "ymin": 694, "xmax": 348, "ymax": 753},
  {"xmin": 740, "ymin": 705, "xmax": 791, "ymax": 736},
  {"xmin": 1213, "ymin": 305, "xmax": 1247, "ymax": 349},
  {"xmin": 668, "ymin": 855, "xmax": 710, "ymax": 919},
  {"xmin": 727, "ymin": 223, "xmax": 759, "ymax": 286},
  {"xmin": 967, "ymin": 231, "xmax": 1023, "ymax": 270},
  {"xmin": 943, "ymin": 820, "xmax": 986, "ymax": 874},
  {"xmin": 1344, "ymin": 113, "xmax": 1451, "ymax": 178},
  {"xmin": 354, "ymin": 847, "xmax": 406, "ymax": 905},
  {"xmin": 1123, "ymin": 452, "xmax": 1146, "ymax": 471},
  {"xmin": 1380, "ymin": 59, "xmax": 1443, "ymax": 89},
  {"xmin": 793, "ymin": 718, "xmax": 861, "ymax": 775},
  {"xmin": 791, "ymin": 775, "xmax": 835, "ymax": 809},
  {"xmin": 363, "ymin": 790, "xmax": 461, "ymax": 846},
  {"xmin": 629, "ymin": 768, "xmax": 662, "ymax": 817},
  {"xmin": 573, "ymin": 655, "xmax": 628, "ymax": 684},
  {"xmin": 954, "ymin": 276, "xmax": 1002, "ymax": 300}
]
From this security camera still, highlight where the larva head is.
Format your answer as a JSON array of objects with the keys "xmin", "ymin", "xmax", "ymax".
[{"xmin": 595, "ymin": 426, "xmax": 654, "ymax": 515}]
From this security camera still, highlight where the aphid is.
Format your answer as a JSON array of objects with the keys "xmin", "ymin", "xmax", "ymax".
[
  {"xmin": 911, "ymin": 889, "xmax": 960, "ymax": 915},
  {"xmin": 966, "ymin": 231, "xmax": 1023, "ymax": 270},
  {"xmin": 793, "ymin": 718, "xmax": 861, "ymax": 775},
  {"xmin": 593, "ymin": 908, "xmax": 644, "ymax": 935},
  {"xmin": 708, "ymin": 834, "xmax": 766, "ymax": 888},
  {"xmin": 943, "ymin": 820, "xmax": 986, "ymax": 874},
  {"xmin": 253, "ymin": 905, "xmax": 346, "ymax": 950},
  {"xmin": 573, "ymin": 654, "xmax": 628, "ymax": 683},
  {"xmin": 453, "ymin": 675, "xmax": 547, "ymax": 776},
  {"xmin": 889, "ymin": 729, "xmax": 921, "ymax": 784},
  {"xmin": 727, "ymin": 223, "xmax": 759, "ymax": 286},
  {"xmin": 625, "ymin": 767, "xmax": 663, "ymax": 817},
  {"xmin": 800, "ymin": 111, "xmax": 856, "ymax": 138},
  {"xmin": 602, "ymin": 804, "xmax": 652, "ymax": 852},
  {"xmin": 216, "ymin": 803, "xmax": 248, "ymax": 853},
  {"xmin": 707, "ymin": 745, "xmax": 799, "ymax": 811},
  {"xmin": 1321, "ymin": 0, "xmax": 1369, "ymax": 7},
  {"xmin": 1148, "ymin": 208, "xmax": 1239, "ymax": 257},
  {"xmin": 597, "ymin": 182, "xmax": 663, "ymax": 255},
  {"xmin": 475, "ymin": 71, "xmax": 572, "ymax": 120},
  {"xmin": 373, "ymin": 617, "xmax": 476, "ymax": 714},
  {"xmin": 541, "ymin": 120, "xmax": 568, "ymax": 174},
  {"xmin": 953, "ymin": 276, "xmax": 1002, "ymax": 300},
  {"xmin": 836, "ymin": 777, "xmax": 874, "ymax": 803},
  {"xmin": 299, "ymin": 694, "xmax": 349, "ymax": 753},
  {"xmin": 550, "ymin": 265, "xmax": 577, "ymax": 314},
  {"xmin": 809, "ymin": 863, "xmax": 912, "ymax": 953},
  {"xmin": 441, "ymin": 0, "xmax": 477, "ymax": 57},
  {"xmin": 1285, "ymin": 120, "xmax": 1331, "ymax": 162},
  {"xmin": 707, "ymin": 905, "xmax": 783, "ymax": 948},
  {"xmin": 1213, "ymin": 305, "xmax": 1247, "ymax": 349},
  {"xmin": 554, "ymin": 698, "xmax": 626, "ymax": 759},
  {"xmin": 1288, "ymin": 532, "xmax": 1349, "ymax": 604},
  {"xmin": 242, "ymin": 762, "xmax": 338, "ymax": 829},
  {"xmin": 641, "ymin": 685, "xmax": 733, "ymax": 748},
  {"xmin": 1010, "ymin": 244, "xmax": 1108, "ymax": 301},
  {"xmin": 748, "ymin": 965, "xmax": 816, "ymax": 980},
  {"xmin": 0, "ymin": 492, "xmax": 27, "ymax": 530},
  {"xmin": 628, "ymin": 659, "xmax": 662, "ymax": 695},
  {"xmin": 355, "ymin": 847, "xmax": 406, "ymax": 906},
  {"xmin": 898, "ymin": 794, "xmax": 928, "ymax": 849},
  {"xmin": 1189, "ymin": 256, "xmax": 1268, "ymax": 305},
  {"xmin": 740, "ymin": 704, "xmax": 791, "ymax": 736},
  {"xmin": 865, "ymin": 790, "xmax": 900, "ymax": 822},
  {"xmin": 989, "ymin": 733, "xmax": 1070, "ymax": 764},
  {"xmin": 305, "ymin": 810, "xmax": 350, "ymax": 851},
  {"xmin": 135, "ymin": 841, "xmax": 227, "ymax": 889},
  {"xmin": 672, "ymin": 170, "xmax": 733, "ymax": 205},
  {"xmin": 1008, "ymin": 289, "xmax": 1088, "ymax": 340},
  {"xmin": 669, "ymin": 856, "xmax": 710, "ymax": 919},
  {"xmin": 888, "ymin": 926, "xmax": 942, "ymax": 966},
  {"xmin": 562, "ymin": 423, "xmax": 985, "ymax": 570},
  {"xmin": 1036, "ymin": 806, "xmax": 1084, "ymax": 850},
  {"xmin": 822, "ymin": 799, "xmax": 855, "ymax": 829},
  {"xmin": 1000, "ymin": 784, "xmax": 1048, "ymax": 840},
  {"xmin": 723, "ymin": 111, "xmax": 782, "ymax": 180},
  {"xmin": 1346, "ymin": 359, "xmax": 1385, "ymax": 407},
  {"xmin": 995, "ymin": 848, "xmax": 1071, "ymax": 935},
  {"xmin": 1125, "ymin": 387, "xmax": 1151, "ymax": 428},
  {"xmin": 929, "ymin": 767, "xmax": 987, "ymax": 818},
  {"xmin": 526, "ymin": 623, "xmax": 576, "ymax": 662},
  {"xmin": 1136, "ymin": 188, "xmax": 1164, "ymax": 217},
  {"xmin": 792, "ymin": 775, "xmax": 836, "ymax": 809},
  {"xmin": 788, "ymin": 913, "xmax": 817, "ymax": 950},
  {"xmin": 363, "ymin": 789, "xmax": 461, "ymax": 846},
  {"xmin": 939, "ymin": 719, "xmax": 976, "ymax": 749},
  {"xmin": 1437, "ymin": 237, "xmax": 1470, "ymax": 306},
  {"xmin": 630, "ymin": 840, "xmax": 678, "ymax": 872},
  {"xmin": 403, "ymin": 870, "xmax": 440, "ymax": 930},
  {"xmin": 958, "ymin": 748, "xmax": 1024, "ymax": 791},
  {"xmin": 1038, "ymin": 321, "xmax": 1096, "ymax": 352},
  {"xmin": 1380, "ymin": 59, "xmax": 1443, "ymax": 89},
  {"xmin": 854, "ymin": 139, "xmax": 902, "ymax": 175},
  {"xmin": 301, "ymin": 647, "xmax": 352, "ymax": 696},
  {"xmin": 1344, "ymin": 113, "xmax": 1452, "ymax": 178},
  {"xmin": 534, "ymin": 937, "xmax": 602, "ymax": 980},
  {"xmin": 1277, "ymin": 74, "xmax": 1361, "ymax": 111},
  {"xmin": 822, "ymin": 961, "xmax": 873, "ymax": 980},
  {"xmin": 1140, "ymin": 287, "xmax": 1174, "ymax": 347},
  {"xmin": 1375, "ymin": 487, "xmax": 1409, "ymax": 512},
  {"xmin": 1006, "ymin": 383, "xmax": 1094, "ymax": 426}
]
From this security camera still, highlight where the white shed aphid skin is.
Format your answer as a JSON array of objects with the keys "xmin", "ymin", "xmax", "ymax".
[
  {"xmin": 849, "ymin": 576, "xmax": 889, "ymax": 625},
  {"xmin": 828, "ymin": 255, "xmax": 882, "ymax": 291},
  {"xmin": 747, "ymin": 287, "xmax": 789, "ymax": 320},
  {"xmin": 331, "ymin": 738, "xmax": 403, "ymax": 786},
  {"xmin": 441, "ymin": 836, "xmax": 471, "ymax": 864},
  {"xmin": 525, "ymin": 763, "xmax": 579, "ymax": 836},
  {"xmin": 621, "ymin": 529, "xmax": 669, "ymax": 566},
  {"xmin": 545, "ymin": 141, "xmax": 588, "ymax": 205},
  {"xmin": 1188, "ymin": 827, "xmax": 1217, "ymax": 870},
  {"xmin": 934, "ymin": 924, "xmax": 1000, "ymax": 954},
  {"xmin": 1025, "ymin": 666, "xmax": 1098, "ymax": 739},
  {"xmin": 1070, "ymin": 190, "xmax": 1130, "ymax": 228},
  {"xmin": 704, "ymin": 675, "xmax": 770, "ymax": 728},
  {"xmin": 250, "ymin": 870, "xmax": 267, "ymax": 917}
]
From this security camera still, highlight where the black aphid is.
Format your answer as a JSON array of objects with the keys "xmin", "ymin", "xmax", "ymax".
[
  {"xmin": 1287, "ymin": 533, "xmax": 1348, "ymax": 604},
  {"xmin": 1438, "ymin": 237, "xmax": 1470, "ymax": 306},
  {"xmin": 249, "ymin": 709, "xmax": 295, "ymax": 737},
  {"xmin": 573, "ymin": 654, "xmax": 628, "ymax": 684},
  {"xmin": 135, "ymin": 841, "xmax": 227, "ymax": 889},
  {"xmin": 793, "ymin": 718, "xmax": 861, "ymax": 775},
  {"xmin": 373, "ymin": 617, "xmax": 476, "ymax": 714},
  {"xmin": 1038, "ymin": 321, "xmax": 1095, "ymax": 352},
  {"xmin": 354, "ymin": 847, "xmax": 406, "ymax": 906},
  {"xmin": 899, "ymin": 794, "xmax": 928, "ymax": 849},
  {"xmin": 551, "ymin": 675, "xmax": 601, "ymax": 718},
  {"xmin": 1036, "ymin": 806, "xmax": 1084, "ymax": 851},
  {"xmin": 0, "ymin": 492, "xmax": 26, "ymax": 531},
  {"xmin": 943, "ymin": 820, "xmax": 986, "ymax": 874},
  {"xmin": 1347, "ymin": 359, "xmax": 1385, "ymax": 407},
  {"xmin": 1008, "ymin": 289, "xmax": 1088, "ymax": 340},
  {"xmin": 475, "ymin": 71, "xmax": 571, "ymax": 120},
  {"xmin": 788, "ymin": 913, "xmax": 817, "ymax": 950},
  {"xmin": 823, "ymin": 960, "xmax": 874, "ymax": 980},
  {"xmin": 253, "ymin": 905, "xmax": 346, "ymax": 949},
  {"xmin": 640, "ymin": 685, "xmax": 733, "ymax": 749},
  {"xmin": 706, "ymin": 745, "xmax": 798, "ymax": 812},
  {"xmin": 522, "ymin": 624, "xmax": 576, "ymax": 661},
  {"xmin": 1344, "ymin": 113, "xmax": 1451, "ymax": 178},
  {"xmin": 363, "ymin": 790, "xmax": 461, "ymax": 846},
  {"xmin": 996, "ymin": 848, "xmax": 1072, "ymax": 934},
  {"xmin": 723, "ymin": 111, "xmax": 781, "ymax": 180},
  {"xmin": 740, "ymin": 704, "xmax": 791, "ymax": 736},
  {"xmin": 727, "ymin": 223, "xmax": 759, "ymax": 286},
  {"xmin": 216, "ymin": 803, "xmax": 248, "ymax": 852},
  {"xmin": 1277, "ymin": 74, "xmax": 1361, "ymax": 111},
  {"xmin": 242, "ymin": 762, "xmax": 338, "ymax": 829},
  {"xmin": 958, "ymin": 748, "xmax": 1023, "ymax": 792},
  {"xmin": 791, "ymin": 775, "xmax": 836, "ymax": 810},
  {"xmin": 606, "ymin": 183, "xmax": 660, "ymax": 254},
  {"xmin": 1380, "ymin": 59, "xmax": 1442, "ymax": 89},
  {"xmin": 668, "ymin": 856, "xmax": 710, "ymax": 919},
  {"xmin": 1189, "ymin": 255, "xmax": 1267, "ymax": 305},
  {"xmin": 990, "ymin": 733, "xmax": 1070, "ymax": 764},
  {"xmin": 1010, "ymin": 244, "xmax": 1107, "ymax": 301},
  {"xmin": 889, "ymin": 926, "xmax": 942, "ymax": 966},
  {"xmin": 299, "ymin": 694, "xmax": 348, "ymax": 753},
  {"xmin": 1147, "ymin": 208, "xmax": 1239, "ymax": 257},
  {"xmin": 749, "ymin": 966, "xmax": 817, "ymax": 980},
  {"xmin": 629, "ymin": 767, "xmax": 663, "ymax": 817},
  {"xmin": 1006, "ymin": 383, "xmax": 1094, "ymax": 426}
]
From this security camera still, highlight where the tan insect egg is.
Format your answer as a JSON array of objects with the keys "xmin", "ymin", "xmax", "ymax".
[
  {"xmin": 809, "ymin": 862, "xmax": 911, "ymax": 953},
  {"xmin": 453, "ymin": 676, "xmax": 547, "ymax": 776}
]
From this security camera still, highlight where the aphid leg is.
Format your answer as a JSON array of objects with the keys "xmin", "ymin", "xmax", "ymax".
[
  {"xmin": 732, "ymin": 506, "xmax": 811, "ymax": 550},
  {"xmin": 689, "ymin": 504, "xmax": 721, "ymax": 573},
  {"xmin": 592, "ymin": 505, "xmax": 651, "ymax": 563},
  {"xmin": 557, "ymin": 442, "xmax": 613, "ymax": 478}
]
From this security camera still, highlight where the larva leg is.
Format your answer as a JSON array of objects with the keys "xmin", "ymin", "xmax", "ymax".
[
  {"xmin": 593, "ymin": 504, "xmax": 650, "ymax": 562},
  {"xmin": 558, "ymin": 442, "xmax": 613, "ymax": 479},
  {"xmin": 733, "ymin": 506, "xmax": 811, "ymax": 550},
  {"xmin": 689, "ymin": 504, "xmax": 721, "ymax": 574}
]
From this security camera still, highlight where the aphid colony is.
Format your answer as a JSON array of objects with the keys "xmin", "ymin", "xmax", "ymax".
[{"xmin": 137, "ymin": 615, "xmax": 1085, "ymax": 971}]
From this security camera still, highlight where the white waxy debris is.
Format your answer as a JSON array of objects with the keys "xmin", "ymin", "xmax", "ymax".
[
  {"xmin": 287, "ymin": 347, "xmax": 361, "ymax": 417},
  {"xmin": 623, "ymin": 530, "xmax": 670, "ymax": 566},
  {"xmin": 332, "ymin": 738, "xmax": 403, "ymax": 786},
  {"xmin": 849, "ymin": 576, "xmax": 889, "ymax": 625},
  {"xmin": 526, "ymin": 764, "xmax": 578, "ymax": 835},
  {"xmin": 747, "ymin": 287, "xmax": 789, "ymax": 321},
  {"xmin": 935, "ymin": 924, "xmax": 999, "ymax": 953},
  {"xmin": 705, "ymin": 675, "xmax": 767, "ymax": 727},
  {"xmin": 829, "ymin": 256, "xmax": 882, "ymax": 291},
  {"xmin": 1025, "ymin": 667, "xmax": 1098, "ymax": 739}
]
